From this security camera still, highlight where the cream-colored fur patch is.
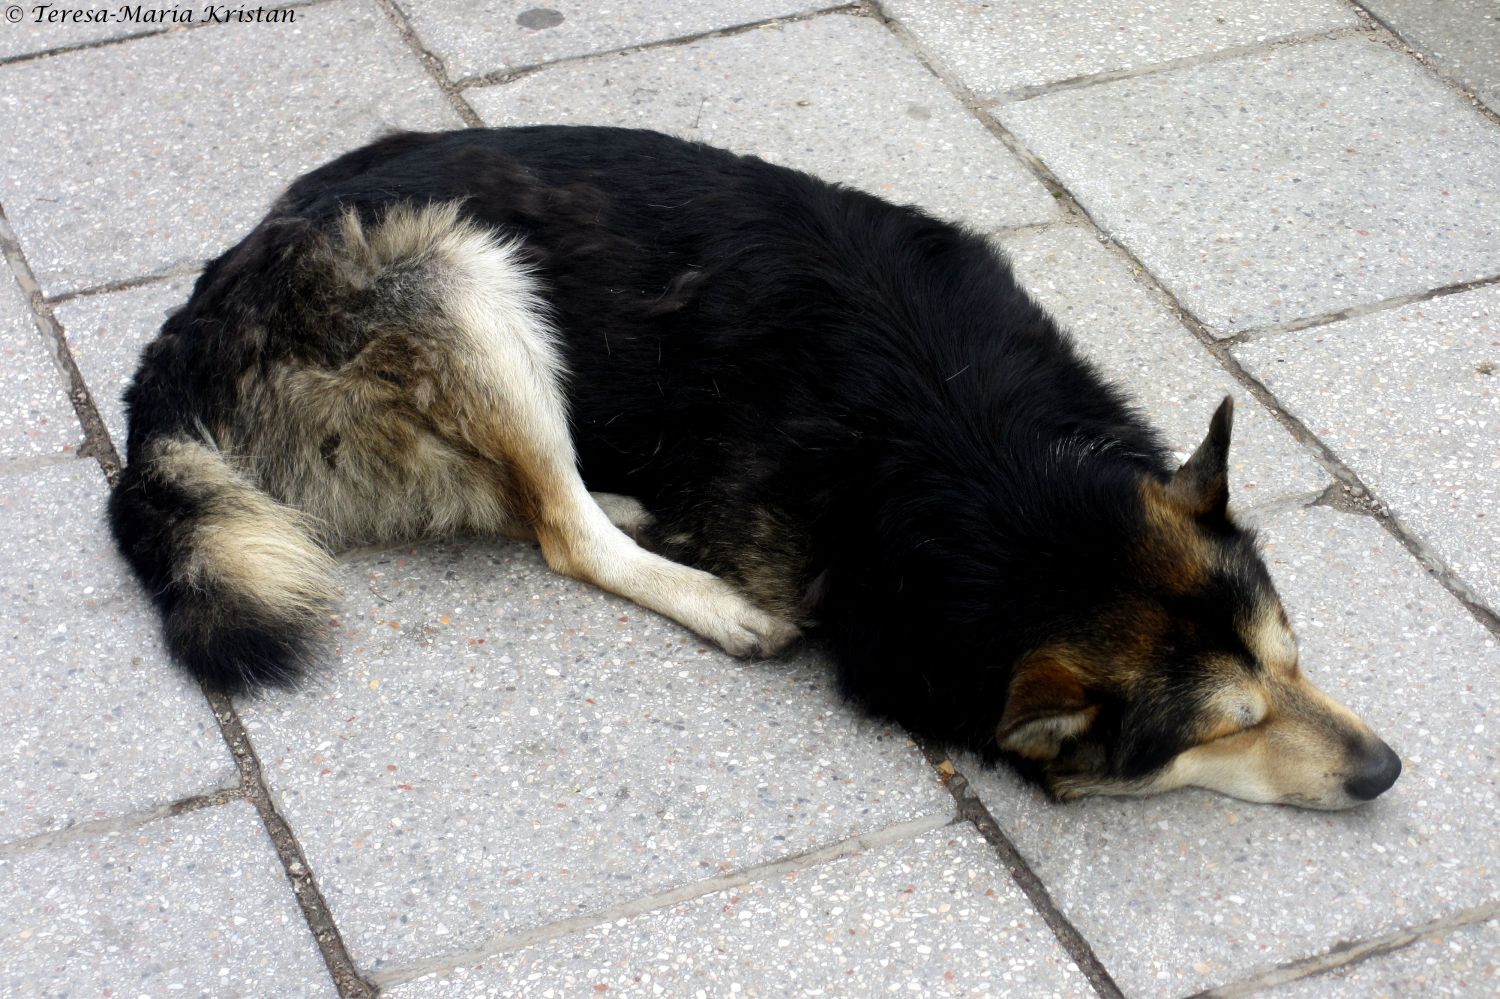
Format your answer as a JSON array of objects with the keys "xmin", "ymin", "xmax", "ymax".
[{"xmin": 154, "ymin": 437, "xmax": 336, "ymax": 621}]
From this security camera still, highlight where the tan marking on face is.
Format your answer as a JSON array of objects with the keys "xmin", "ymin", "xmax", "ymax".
[
  {"xmin": 1137, "ymin": 479, "xmax": 1215, "ymax": 595},
  {"xmin": 1244, "ymin": 600, "xmax": 1299, "ymax": 676}
]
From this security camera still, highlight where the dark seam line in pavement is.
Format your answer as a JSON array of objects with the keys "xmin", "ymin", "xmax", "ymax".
[
  {"xmin": 916, "ymin": 741, "xmax": 1127, "ymax": 999},
  {"xmin": 1189, "ymin": 902, "xmax": 1500, "ymax": 998},
  {"xmin": 0, "ymin": 205, "xmax": 122, "ymax": 479},
  {"xmin": 1348, "ymin": 1, "xmax": 1500, "ymax": 126},
  {"xmin": 0, "ymin": 787, "xmax": 240, "ymax": 859},
  {"xmin": 454, "ymin": 3, "xmax": 867, "ymax": 92},
  {"xmin": 368, "ymin": 812, "xmax": 958, "ymax": 990},
  {"xmin": 0, "ymin": 451, "xmax": 95, "ymax": 476},
  {"xmin": 205, "ymin": 689, "xmax": 379, "ymax": 999},
  {"xmin": 44, "ymin": 262, "xmax": 205, "ymax": 306},
  {"xmin": 0, "ymin": 0, "xmax": 337, "ymax": 70},
  {"xmin": 2, "ymin": 207, "xmax": 375, "ymax": 997},
  {"xmin": 985, "ymin": 26, "xmax": 1367, "ymax": 105},
  {"xmin": 1221, "ymin": 271, "xmax": 1500, "ymax": 347},
  {"xmin": 371, "ymin": 0, "xmax": 483, "ymax": 127}
]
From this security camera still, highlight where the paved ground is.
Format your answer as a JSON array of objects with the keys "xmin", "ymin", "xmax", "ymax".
[{"xmin": 1, "ymin": 1, "xmax": 1497, "ymax": 996}]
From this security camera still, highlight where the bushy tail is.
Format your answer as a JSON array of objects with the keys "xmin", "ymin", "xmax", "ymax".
[{"xmin": 108, "ymin": 436, "xmax": 338, "ymax": 694}]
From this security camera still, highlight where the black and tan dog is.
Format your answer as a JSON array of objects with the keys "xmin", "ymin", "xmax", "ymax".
[{"xmin": 109, "ymin": 126, "xmax": 1400, "ymax": 809}]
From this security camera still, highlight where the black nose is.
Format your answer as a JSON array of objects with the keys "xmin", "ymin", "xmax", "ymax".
[{"xmin": 1344, "ymin": 740, "xmax": 1401, "ymax": 801}]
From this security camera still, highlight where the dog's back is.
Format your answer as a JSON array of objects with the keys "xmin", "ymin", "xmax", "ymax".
[{"xmin": 112, "ymin": 126, "xmax": 1160, "ymax": 695}]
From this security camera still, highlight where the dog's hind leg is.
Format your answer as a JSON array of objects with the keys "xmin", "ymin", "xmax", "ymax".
[{"xmin": 357, "ymin": 205, "xmax": 799, "ymax": 656}]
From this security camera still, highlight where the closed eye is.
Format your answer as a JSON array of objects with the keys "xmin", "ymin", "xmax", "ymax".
[{"xmin": 1200, "ymin": 694, "xmax": 1268, "ymax": 743}]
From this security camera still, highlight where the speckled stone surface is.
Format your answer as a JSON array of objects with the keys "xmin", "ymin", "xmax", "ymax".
[
  {"xmin": 469, "ymin": 15, "xmax": 1058, "ymax": 232},
  {"xmin": 998, "ymin": 224, "xmax": 1327, "ymax": 508},
  {"xmin": 0, "ymin": 272, "xmax": 79, "ymax": 461},
  {"xmin": 961, "ymin": 506, "xmax": 1499, "ymax": 998},
  {"xmin": 387, "ymin": 826, "xmax": 1088, "ymax": 997},
  {"xmin": 1237, "ymin": 285, "xmax": 1500, "ymax": 614},
  {"xmin": 1360, "ymin": 0, "xmax": 1500, "ymax": 112},
  {"xmin": 0, "ymin": 1, "xmax": 158, "ymax": 60},
  {"xmin": 884, "ymin": 0, "xmax": 1354, "ymax": 97},
  {"xmin": 240, "ymin": 540, "xmax": 951, "ymax": 972},
  {"xmin": 0, "ymin": 460, "xmax": 234, "ymax": 844},
  {"xmin": 0, "ymin": 800, "xmax": 335, "ymax": 997},
  {"xmin": 404, "ymin": 0, "xmax": 829, "ymax": 81},
  {"xmin": 54, "ymin": 274, "xmax": 198, "ymax": 450},
  {"xmin": 1269, "ymin": 917, "xmax": 1499, "ymax": 998},
  {"xmin": 0, "ymin": 0, "xmax": 458, "ymax": 296},
  {"xmin": 998, "ymin": 37, "xmax": 1500, "ymax": 334}
]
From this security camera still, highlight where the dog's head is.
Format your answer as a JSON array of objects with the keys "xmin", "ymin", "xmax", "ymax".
[{"xmin": 999, "ymin": 398, "xmax": 1400, "ymax": 809}]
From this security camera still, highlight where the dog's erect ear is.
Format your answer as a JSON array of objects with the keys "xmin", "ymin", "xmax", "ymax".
[
  {"xmin": 998, "ymin": 651, "xmax": 1097, "ymax": 760},
  {"xmin": 1166, "ymin": 396, "xmax": 1233, "ymax": 518}
]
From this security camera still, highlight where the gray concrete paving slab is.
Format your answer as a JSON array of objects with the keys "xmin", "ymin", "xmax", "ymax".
[
  {"xmin": 1359, "ymin": 0, "xmax": 1500, "ymax": 112},
  {"xmin": 0, "ymin": 0, "xmax": 458, "ymax": 296},
  {"xmin": 884, "ymin": 0, "xmax": 1355, "ymax": 98},
  {"xmin": 240, "ymin": 539, "xmax": 951, "ymax": 972},
  {"xmin": 998, "ymin": 37, "xmax": 1500, "ymax": 334},
  {"xmin": 386, "ymin": 825, "xmax": 1089, "ymax": 998},
  {"xmin": 959, "ymin": 506, "xmax": 1499, "ymax": 998},
  {"xmin": 53, "ymin": 274, "xmax": 197, "ymax": 450},
  {"xmin": 403, "ymin": 0, "xmax": 831, "ymax": 81},
  {"xmin": 1269, "ymin": 917, "xmax": 1499, "ymax": 998},
  {"xmin": 0, "ymin": 459, "xmax": 235, "ymax": 844},
  {"xmin": 1237, "ymin": 284, "xmax": 1500, "ymax": 614},
  {"xmin": 0, "ymin": 271, "xmax": 79, "ymax": 461},
  {"xmin": 0, "ymin": 1, "xmax": 161, "ymax": 59},
  {"xmin": 469, "ymin": 14, "xmax": 1058, "ymax": 232},
  {"xmin": 999, "ymin": 224, "xmax": 1328, "ymax": 508},
  {"xmin": 0, "ymin": 800, "xmax": 335, "ymax": 998}
]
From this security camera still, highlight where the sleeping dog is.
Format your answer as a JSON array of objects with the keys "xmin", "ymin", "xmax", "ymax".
[{"xmin": 109, "ymin": 126, "xmax": 1400, "ymax": 809}]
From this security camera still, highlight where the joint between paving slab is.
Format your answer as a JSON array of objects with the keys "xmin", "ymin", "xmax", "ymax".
[
  {"xmin": 0, "ymin": 204, "xmax": 122, "ymax": 480},
  {"xmin": 204, "ymin": 688, "xmax": 379, "ymax": 999},
  {"xmin": 871, "ymin": 13, "xmax": 1090, "ymax": 230},
  {"xmin": 1189, "ymin": 901, "xmax": 1500, "ymax": 998},
  {"xmin": 1346, "ymin": 0, "xmax": 1500, "ymax": 126},
  {"xmin": 453, "ymin": 3, "xmax": 866, "ymax": 92},
  {"xmin": 0, "ymin": 450, "xmax": 96, "ymax": 477},
  {"xmin": 44, "ymin": 262, "xmax": 205, "ymax": 307},
  {"xmin": 368, "ymin": 810, "xmax": 957, "ymax": 990},
  {"xmin": 1221, "ymin": 271, "xmax": 1500, "ymax": 347},
  {"xmin": 0, "ymin": 0, "xmax": 336, "ymax": 70},
  {"xmin": 373, "ymin": 0, "xmax": 482, "ymax": 127},
  {"xmin": 0, "ymin": 786, "xmax": 241, "ymax": 859},
  {"xmin": 981, "ymin": 25, "xmax": 1370, "ymax": 106},
  {"xmin": 916, "ymin": 741, "xmax": 1125, "ymax": 999}
]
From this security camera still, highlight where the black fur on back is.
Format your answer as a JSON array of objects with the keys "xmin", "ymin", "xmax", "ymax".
[{"xmin": 114, "ymin": 127, "xmax": 1172, "ymax": 745}]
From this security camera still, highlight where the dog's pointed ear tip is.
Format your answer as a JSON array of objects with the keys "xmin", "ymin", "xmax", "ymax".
[{"xmin": 1212, "ymin": 395, "xmax": 1234, "ymax": 438}]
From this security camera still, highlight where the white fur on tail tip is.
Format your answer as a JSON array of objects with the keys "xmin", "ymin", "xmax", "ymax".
[{"xmin": 154, "ymin": 437, "xmax": 337, "ymax": 620}]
